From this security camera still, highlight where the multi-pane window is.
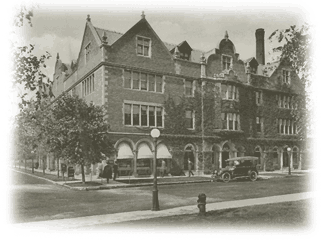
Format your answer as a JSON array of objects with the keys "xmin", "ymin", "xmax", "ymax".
[
  {"xmin": 85, "ymin": 42, "xmax": 92, "ymax": 63},
  {"xmin": 222, "ymin": 55, "xmax": 232, "ymax": 70},
  {"xmin": 156, "ymin": 76, "xmax": 163, "ymax": 93},
  {"xmin": 221, "ymin": 84, "xmax": 239, "ymax": 100},
  {"xmin": 133, "ymin": 72, "xmax": 140, "ymax": 90},
  {"xmin": 185, "ymin": 110, "xmax": 195, "ymax": 129},
  {"xmin": 124, "ymin": 70, "xmax": 163, "ymax": 93},
  {"xmin": 82, "ymin": 73, "xmax": 95, "ymax": 97},
  {"xmin": 124, "ymin": 71, "xmax": 131, "ymax": 89},
  {"xmin": 137, "ymin": 36, "xmax": 150, "ymax": 57},
  {"xmin": 141, "ymin": 73, "xmax": 147, "ymax": 91},
  {"xmin": 282, "ymin": 70, "xmax": 291, "ymax": 84},
  {"xmin": 124, "ymin": 103, "xmax": 163, "ymax": 127},
  {"xmin": 277, "ymin": 94, "xmax": 296, "ymax": 109},
  {"xmin": 149, "ymin": 106, "xmax": 155, "ymax": 127},
  {"xmin": 221, "ymin": 113, "xmax": 240, "ymax": 130},
  {"xmin": 255, "ymin": 91, "xmax": 263, "ymax": 105},
  {"xmin": 256, "ymin": 117, "xmax": 263, "ymax": 133},
  {"xmin": 148, "ymin": 75, "xmax": 155, "ymax": 92},
  {"xmin": 185, "ymin": 80, "xmax": 194, "ymax": 96},
  {"xmin": 277, "ymin": 118, "xmax": 297, "ymax": 135}
]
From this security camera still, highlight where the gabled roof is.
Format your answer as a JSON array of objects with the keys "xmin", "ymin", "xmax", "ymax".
[
  {"xmin": 264, "ymin": 61, "xmax": 280, "ymax": 77},
  {"xmin": 94, "ymin": 24, "xmax": 203, "ymax": 64},
  {"xmin": 94, "ymin": 27, "xmax": 123, "ymax": 45}
]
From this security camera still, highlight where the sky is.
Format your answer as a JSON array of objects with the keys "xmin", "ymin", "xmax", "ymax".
[{"xmin": 11, "ymin": 1, "xmax": 309, "ymax": 82}]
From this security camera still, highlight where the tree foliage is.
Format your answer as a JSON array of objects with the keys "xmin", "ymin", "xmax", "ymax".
[
  {"xmin": 48, "ymin": 94, "xmax": 114, "ymax": 183},
  {"xmin": 12, "ymin": 6, "xmax": 54, "ymax": 110},
  {"xmin": 269, "ymin": 23, "xmax": 312, "ymax": 140}
]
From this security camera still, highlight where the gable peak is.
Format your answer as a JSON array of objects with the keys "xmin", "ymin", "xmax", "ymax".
[{"xmin": 141, "ymin": 11, "xmax": 146, "ymax": 19}]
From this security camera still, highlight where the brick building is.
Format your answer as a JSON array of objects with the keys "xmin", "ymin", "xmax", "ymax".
[{"xmin": 50, "ymin": 13, "xmax": 306, "ymax": 177}]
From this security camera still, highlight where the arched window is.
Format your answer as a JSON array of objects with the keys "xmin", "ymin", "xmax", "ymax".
[
  {"xmin": 212, "ymin": 145, "xmax": 220, "ymax": 170},
  {"xmin": 272, "ymin": 147, "xmax": 278, "ymax": 165},
  {"xmin": 184, "ymin": 145, "xmax": 195, "ymax": 170}
]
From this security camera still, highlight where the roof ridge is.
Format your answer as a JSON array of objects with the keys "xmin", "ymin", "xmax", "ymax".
[{"xmin": 94, "ymin": 26, "xmax": 124, "ymax": 35}]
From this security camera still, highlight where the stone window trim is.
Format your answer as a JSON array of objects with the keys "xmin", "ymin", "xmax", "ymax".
[
  {"xmin": 221, "ymin": 83, "xmax": 239, "ymax": 101},
  {"xmin": 276, "ymin": 94, "xmax": 297, "ymax": 109},
  {"xmin": 185, "ymin": 109, "xmax": 195, "ymax": 130},
  {"xmin": 221, "ymin": 112, "xmax": 240, "ymax": 131},
  {"xmin": 81, "ymin": 73, "xmax": 95, "ymax": 97},
  {"xmin": 282, "ymin": 68, "xmax": 291, "ymax": 84},
  {"xmin": 256, "ymin": 116, "xmax": 264, "ymax": 133},
  {"xmin": 136, "ymin": 35, "xmax": 151, "ymax": 58},
  {"xmin": 276, "ymin": 118, "xmax": 297, "ymax": 135},
  {"xmin": 184, "ymin": 79, "xmax": 195, "ymax": 97},
  {"xmin": 221, "ymin": 54, "xmax": 233, "ymax": 70},
  {"xmin": 123, "ymin": 69, "xmax": 163, "ymax": 94},
  {"xmin": 85, "ymin": 42, "xmax": 92, "ymax": 64},
  {"xmin": 255, "ymin": 91, "xmax": 263, "ymax": 106},
  {"xmin": 123, "ymin": 101, "xmax": 164, "ymax": 128}
]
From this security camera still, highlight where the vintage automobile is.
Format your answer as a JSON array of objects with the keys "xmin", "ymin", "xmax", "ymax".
[{"xmin": 213, "ymin": 156, "xmax": 259, "ymax": 183}]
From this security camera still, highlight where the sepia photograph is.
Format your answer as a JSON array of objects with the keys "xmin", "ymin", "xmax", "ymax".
[{"xmin": 3, "ymin": 0, "xmax": 319, "ymax": 237}]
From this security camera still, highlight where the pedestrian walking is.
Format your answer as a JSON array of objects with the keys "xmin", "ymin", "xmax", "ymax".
[
  {"xmin": 160, "ymin": 160, "xmax": 166, "ymax": 177},
  {"xmin": 113, "ymin": 160, "xmax": 119, "ymax": 180},
  {"xmin": 188, "ymin": 159, "xmax": 194, "ymax": 177},
  {"xmin": 103, "ymin": 163, "xmax": 112, "ymax": 183}
]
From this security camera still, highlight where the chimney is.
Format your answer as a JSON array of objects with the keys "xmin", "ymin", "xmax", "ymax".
[{"xmin": 255, "ymin": 28, "xmax": 265, "ymax": 65}]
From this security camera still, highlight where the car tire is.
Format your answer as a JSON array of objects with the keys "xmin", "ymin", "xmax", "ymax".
[
  {"xmin": 221, "ymin": 172, "xmax": 231, "ymax": 183},
  {"xmin": 249, "ymin": 171, "xmax": 258, "ymax": 181}
]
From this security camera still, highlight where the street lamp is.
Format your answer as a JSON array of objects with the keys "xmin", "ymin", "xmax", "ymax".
[
  {"xmin": 287, "ymin": 147, "xmax": 291, "ymax": 175},
  {"xmin": 150, "ymin": 128, "xmax": 160, "ymax": 211}
]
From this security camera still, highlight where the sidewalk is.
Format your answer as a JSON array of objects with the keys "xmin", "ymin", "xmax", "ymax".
[
  {"xmin": 13, "ymin": 191, "xmax": 313, "ymax": 229},
  {"xmin": 12, "ymin": 167, "xmax": 310, "ymax": 191}
]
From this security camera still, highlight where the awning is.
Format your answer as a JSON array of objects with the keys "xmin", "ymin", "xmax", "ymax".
[
  {"xmin": 117, "ymin": 143, "xmax": 134, "ymax": 159},
  {"xmin": 137, "ymin": 143, "xmax": 153, "ymax": 159},
  {"xmin": 157, "ymin": 144, "xmax": 172, "ymax": 159}
]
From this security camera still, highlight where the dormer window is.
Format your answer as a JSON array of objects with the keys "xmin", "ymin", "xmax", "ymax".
[
  {"xmin": 282, "ymin": 70, "xmax": 291, "ymax": 84},
  {"xmin": 137, "ymin": 36, "xmax": 151, "ymax": 57},
  {"xmin": 222, "ymin": 55, "xmax": 232, "ymax": 70}
]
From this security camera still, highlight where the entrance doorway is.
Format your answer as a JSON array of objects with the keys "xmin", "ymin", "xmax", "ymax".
[
  {"xmin": 283, "ymin": 148, "xmax": 289, "ymax": 167},
  {"xmin": 222, "ymin": 143, "xmax": 230, "ymax": 168},
  {"xmin": 184, "ymin": 146, "xmax": 195, "ymax": 170}
]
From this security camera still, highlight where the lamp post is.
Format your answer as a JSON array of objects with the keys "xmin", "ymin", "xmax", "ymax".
[
  {"xmin": 150, "ymin": 128, "xmax": 160, "ymax": 211},
  {"xmin": 287, "ymin": 147, "xmax": 291, "ymax": 175}
]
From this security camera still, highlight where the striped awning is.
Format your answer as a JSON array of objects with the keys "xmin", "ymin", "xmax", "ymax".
[
  {"xmin": 137, "ymin": 143, "xmax": 153, "ymax": 159},
  {"xmin": 117, "ymin": 143, "xmax": 134, "ymax": 159},
  {"xmin": 157, "ymin": 144, "xmax": 172, "ymax": 159}
]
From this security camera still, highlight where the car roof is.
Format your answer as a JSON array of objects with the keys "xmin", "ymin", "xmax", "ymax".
[{"xmin": 225, "ymin": 156, "xmax": 259, "ymax": 162}]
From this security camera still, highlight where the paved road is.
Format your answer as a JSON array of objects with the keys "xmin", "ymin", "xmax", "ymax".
[{"xmin": 10, "ymin": 171, "xmax": 309, "ymax": 223}]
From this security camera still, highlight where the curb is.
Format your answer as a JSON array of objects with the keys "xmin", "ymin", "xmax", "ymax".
[{"xmin": 12, "ymin": 168, "xmax": 305, "ymax": 191}]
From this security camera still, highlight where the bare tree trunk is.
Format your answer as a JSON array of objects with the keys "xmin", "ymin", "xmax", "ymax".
[
  {"xmin": 42, "ymin": 158, "xmax": 45, "ymax": 175},
  {"xmin": 81, "ymin": 163, "xmax": 86, "ymax": 184}
]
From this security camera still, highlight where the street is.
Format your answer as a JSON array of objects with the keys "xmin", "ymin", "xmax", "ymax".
[{"xmin": 10, "ymin": 171, "xmax": 309, "ymax": 223}]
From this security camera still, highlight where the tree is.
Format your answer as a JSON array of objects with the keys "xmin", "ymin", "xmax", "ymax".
[
  {"xmin": 48, "ymin": 94, "xmax": 114, "ymax": 183},
  {"xmin": 12, "ymin": 6, "xmax": 54, "ymax": 110},
  {"xmin": 269, "ymin": 23, "xmax": 312, "ymax": 141}
]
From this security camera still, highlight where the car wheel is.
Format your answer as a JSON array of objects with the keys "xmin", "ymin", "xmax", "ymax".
[
  {"xmin": 249, "ymin": 171, "xmax": 258, "ymax": 181},
  {"xmin": 221, "ymin": 172, "xmax": 231, "ymax": 183}
]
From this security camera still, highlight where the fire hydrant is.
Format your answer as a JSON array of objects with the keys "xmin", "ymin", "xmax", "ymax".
[{"xmin": 197, "ymin": 193, "xmax": 206, "ymax": 215}]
